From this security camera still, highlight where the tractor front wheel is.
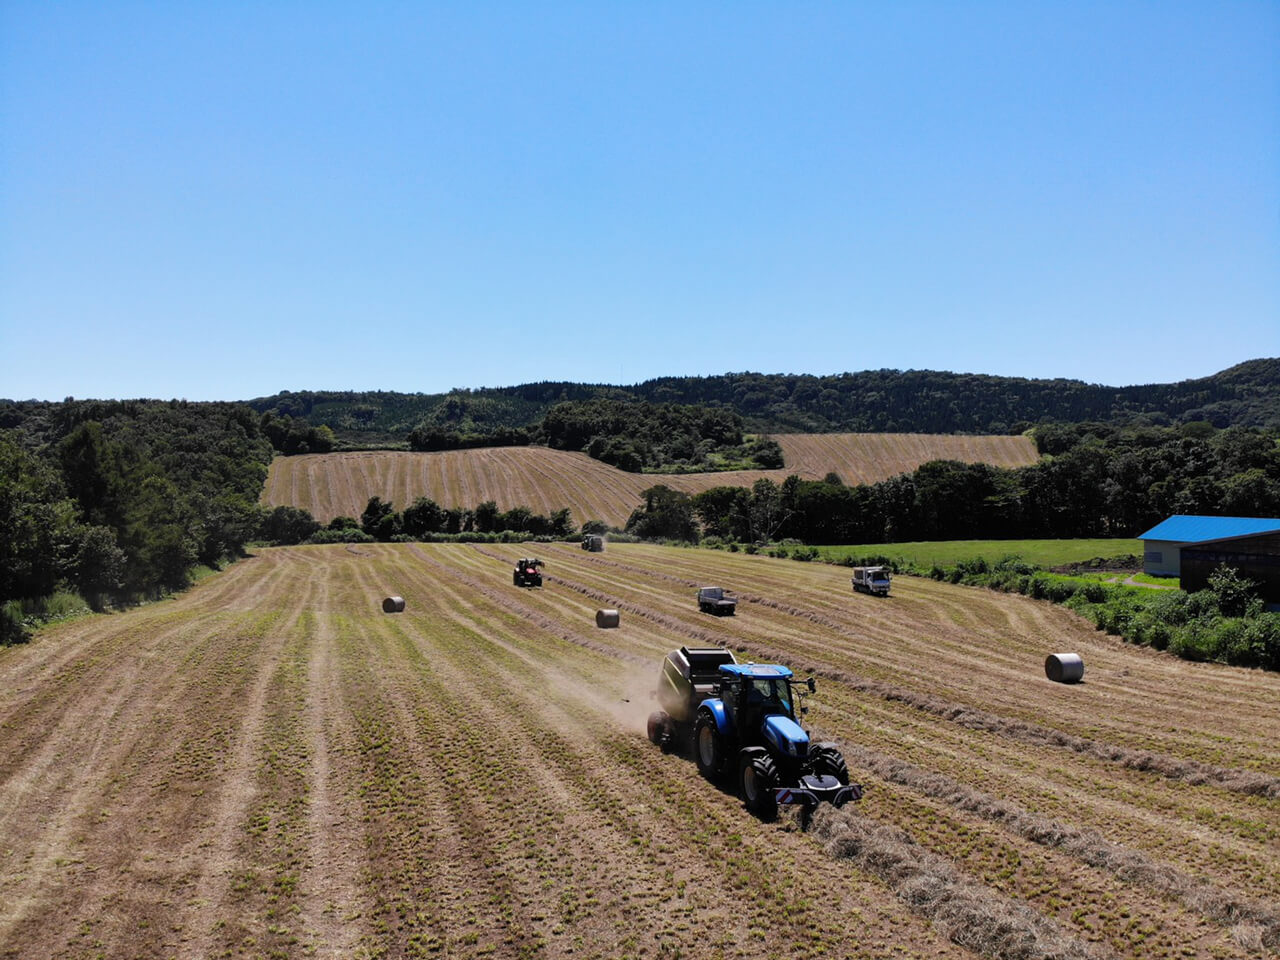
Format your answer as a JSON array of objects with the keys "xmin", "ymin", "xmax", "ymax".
[
  {"xmin": 740, "ymin": 751, "xmax": 779, "ymax": 820},
  {"xmin": 811, "ymin": 743, "xmax": 850, "ymax": 784},
  {"xmin": 694, "ymin": 716, "xmax": 725, "ymax": 781}
]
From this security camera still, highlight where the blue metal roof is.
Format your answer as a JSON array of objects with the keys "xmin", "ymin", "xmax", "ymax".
[
  {"xmin": 720, "ymin": 663, "xmax": 794, "ymax": 679},
  {"xmin": 1137, "ymin": 515, "xmax": 1280, "ymax": 544}
]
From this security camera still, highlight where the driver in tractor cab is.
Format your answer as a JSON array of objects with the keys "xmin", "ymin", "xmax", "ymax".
[{"xmin": 743, "ymin": 678, "xmax": 789, "ymax": 727}]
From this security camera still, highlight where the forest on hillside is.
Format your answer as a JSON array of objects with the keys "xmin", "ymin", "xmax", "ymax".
[{"xmin": 248, "ymin": 359, "xmax": 1280, "ymax": 445}]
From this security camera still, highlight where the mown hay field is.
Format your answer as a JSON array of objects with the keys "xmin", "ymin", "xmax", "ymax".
[
  {"xmin": 1, "ymin": 543, "xmax": 1277, "ymax": 959},
  {"xmin": 261, "ymin": 433, "xmax": 1040, "ymax": 525}
]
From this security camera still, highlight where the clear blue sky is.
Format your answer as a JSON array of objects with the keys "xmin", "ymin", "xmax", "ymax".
[{"xmin": 2, "ymin": 2, "xmax": 1277, "ymax": 401}]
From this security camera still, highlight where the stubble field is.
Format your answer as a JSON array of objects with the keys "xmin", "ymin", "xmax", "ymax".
[
  {"xmin": 0, "ymin": 543, "xmax": 1277, "ymax": 959},
  {"xmin": 260, "ymin": 433, "xmax": 1040, "ymax": 525}
]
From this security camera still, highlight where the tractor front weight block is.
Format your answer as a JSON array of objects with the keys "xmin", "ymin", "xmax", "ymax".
[{"xmin": 775, "ymin": 777, "xmax": 863, "ymax": 809}]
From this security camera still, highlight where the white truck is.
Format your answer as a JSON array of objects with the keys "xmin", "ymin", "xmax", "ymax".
[{"xmin": 851, "ymin": 566, "xmax": 891, "ymax": 597}]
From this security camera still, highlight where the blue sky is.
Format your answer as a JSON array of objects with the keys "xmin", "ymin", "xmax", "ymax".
[{"xmin": 2, "ymin": 2, "xmax": 1276, "ymax": 401}]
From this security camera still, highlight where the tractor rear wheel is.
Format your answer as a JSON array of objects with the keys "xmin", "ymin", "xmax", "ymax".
[
  {"xmin": 811, "ymin": 743, "xmax": 850, "ymax": 784},
  {"xmin": 740, "ymin": 751, "xmax": 779, "ymax": 820},
  {"xmin": 694, "ymin": 716, "xmax": 725, "ymax": 781}
]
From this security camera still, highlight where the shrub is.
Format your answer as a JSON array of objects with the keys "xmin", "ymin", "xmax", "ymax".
[
  {"xmin": 1208, "ymin": 566, "xmax": 1261, "ymax": 618},
  {"xmin": 1, "ymin": 603, "xmax": 29, "ymax": 645},
  {"xmin": 1169, "ymin": 623, "xmax": 1215, "ymax": 662},
  {"xmin": 306, "ymin": 528, "xmax": 375, "ymax": 545}
]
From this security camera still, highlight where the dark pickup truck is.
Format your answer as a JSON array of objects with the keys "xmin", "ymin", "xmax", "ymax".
[{"xmin": 697, "ymin": 586, "xmax": 738, "ymax": 616}]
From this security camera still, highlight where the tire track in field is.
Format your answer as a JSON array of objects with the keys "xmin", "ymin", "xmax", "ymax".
[
  {"xmin": 545, "ymin": 548, "xmax": 1280, "ymax": 800},
  {"xmin": 336, "ymin": 564, "xmax": 555, "ymax": 957},
  {"xmin": 179, "ymin": 624, "xmax": 293, "ymax": 958},
  {"xmin": 0, "ymin": 616, "xmax": 235, "ymax": 950},
  {"xmin": 299, "ymin": 594, "xmax": 370, "ymax": 956},
  {"xmin": 0, "ymin": 585, "xmax": 297, "ymax": 956},
  {"xmin": 0, "ymin": 554, "xmax": 299, "ymax": 861}
]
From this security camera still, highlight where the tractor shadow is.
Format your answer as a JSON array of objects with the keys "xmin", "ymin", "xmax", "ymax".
[{"xmin": 659, "ymin": 734, "xmax": 810, "ymax": 828}]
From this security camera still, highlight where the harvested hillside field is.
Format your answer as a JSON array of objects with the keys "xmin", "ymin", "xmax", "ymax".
[
  {"xmin": 1, "ymin": 545, "xmax": 1277, "ymax": 960},
  {"xmin": 262, "ymin": 433, "xmax": 1041, "ymax": 525},
  {"xmin": 772, "ymin": 432, "xmax": 1038, "ymax": 485}
]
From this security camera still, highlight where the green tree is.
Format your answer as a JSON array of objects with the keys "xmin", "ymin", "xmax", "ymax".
[
  {"xmin": 260, "ymin": 506, "xmax": 320, "ymax": 545},
  {"xmin": 361, "ymin": 497, "xmax": 398, "ymax": 539},
  {"xmin": 0, "ymin": 436, "xmax": 83, "ymax": 632},
  {"xmin": 473, "ymin": 500, "xmax": 499, "ymax": 533},
  {"xmin": 402, "ymin": 497, "xmax": 445, "ymax": 537},
  {"xmin": 748, "ymin": 479, "xmax": 788, "ymax": 543},
  {"xmin": 625, "ymin": 485, "xmax": 698, "ymax": 542},
  {"xmin": 549, "ymin": 508, "xmax": 575, "ymax": 538}
]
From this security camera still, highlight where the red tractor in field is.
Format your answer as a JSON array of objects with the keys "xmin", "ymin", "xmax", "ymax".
[{"xmin": 513, "ymin": 558, "xmax": 544, "ymax": 588}]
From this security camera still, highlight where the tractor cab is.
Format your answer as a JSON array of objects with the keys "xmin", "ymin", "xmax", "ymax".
[{"xmin": 718, "ymin": 663, "xmax": 809, "ymax": 757}]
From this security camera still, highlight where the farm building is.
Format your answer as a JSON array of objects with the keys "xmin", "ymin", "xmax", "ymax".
[{"xmin": 1138, "ymin": 515, "xmax": 1280, "ymax": 603}]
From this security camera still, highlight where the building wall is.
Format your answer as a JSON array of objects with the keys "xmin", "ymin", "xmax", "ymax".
[
  {"xmin": 1180, "ymin": 532, "xmax": 1280, "ymax": 605},
  {"xmin": 1142, "ymin": 540, "xmax": 1183, "ymax": 577}
]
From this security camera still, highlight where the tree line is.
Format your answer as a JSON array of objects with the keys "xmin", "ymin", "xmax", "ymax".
[
  {"xmin": 625, "ymin": 422, "xmax": 1280, "ymax": 544},
  {"xmin": 247, "ymin": 358, "xmax": 1280, "ymax": 442}
]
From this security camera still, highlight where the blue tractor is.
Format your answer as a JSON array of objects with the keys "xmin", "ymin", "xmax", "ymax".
[{"xmin": 648, "ymin": 648, "xmax": 861, "ymax": 820}]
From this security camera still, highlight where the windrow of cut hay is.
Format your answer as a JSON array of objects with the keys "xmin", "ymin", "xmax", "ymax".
[
  {"xmin": 831, "ymin": 741, "xmax": 1280, "ymax": 950},
  {"xmin": 261, "ymin": 432, "xmax": 1041, "ymax": 525},
  {"xmin": 810, "ymin": 806, "xmax": 1103, "ymax": 960}
]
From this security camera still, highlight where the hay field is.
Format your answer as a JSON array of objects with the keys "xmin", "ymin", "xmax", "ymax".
[
  {"xmin": 1, "ymin": 543, "xmax": 1276, "ymax": 959},
  {"xmin": 262, "ymin": 433, "xmax": 1040, "ymax": 525},
  {"xmin": 773, "ymin": 432, "xmax": 1038, "ymax": 485}
]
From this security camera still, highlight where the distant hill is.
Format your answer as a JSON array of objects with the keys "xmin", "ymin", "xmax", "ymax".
[
  {"xmin": 260, "ymin": 432, "xmax": 1039, "ymax": 526},
  {"xmin": 248, "ymin": 359, "xmax": 1280, "ymax": 445}
]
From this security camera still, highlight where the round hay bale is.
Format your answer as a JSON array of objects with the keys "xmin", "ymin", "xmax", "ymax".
[
  {"xmin": 595, "ymin": 609, "xmax": 620, "ymax": 628},
  {"xmin": 382, "ymin": 595, "xmax": 406, "ymax": 613},
  {"xmin": 1045, "ymin": 652, "xmax": 1084, "ymax": 683}
]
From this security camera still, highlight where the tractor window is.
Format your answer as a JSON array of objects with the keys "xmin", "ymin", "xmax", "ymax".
[{"xmin": 747, "ymin": 679, "xmax": 792, "ymax": 716}]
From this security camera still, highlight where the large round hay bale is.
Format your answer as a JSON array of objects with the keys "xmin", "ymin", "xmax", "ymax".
[
  {"xmin": 596, "ymin": 609, "xmax": 620, "ymax": 628},
  {"xmin": 382, "ymin": 596, "xmax": 406, "ymax": 613},
  {"xmin": 1045, "ymin": 652, "xmax": 1084, "ymax": 683}
]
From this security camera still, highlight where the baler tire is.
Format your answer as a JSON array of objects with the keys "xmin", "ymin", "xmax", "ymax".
[
  {"xmin": 694, "ymin": 716, "xmax": 725, "ymax": 781},
  {"xmin": 647, "ymin": 711, "xmax": 667, "ymax": 747},
  {"xmin": 811, "ymin": 743, "xmax": 850, "ymax": 785},
  {"xmin": 740, "ymin": 752, "xmax": 779, "ymax": 821}
]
